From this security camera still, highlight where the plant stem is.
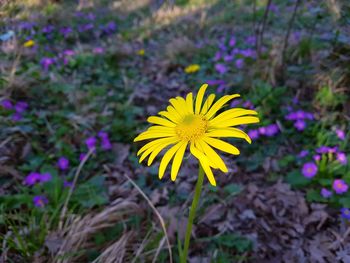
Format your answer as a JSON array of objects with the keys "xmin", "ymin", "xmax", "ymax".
[{"xmin": 181, "ymin": 164, "xmax": 204, "ymax": 263}]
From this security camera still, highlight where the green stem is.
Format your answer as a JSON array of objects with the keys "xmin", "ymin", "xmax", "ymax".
[{"xmin": 181, "ymin": 164, "xmax": 204, "ymax": 263}]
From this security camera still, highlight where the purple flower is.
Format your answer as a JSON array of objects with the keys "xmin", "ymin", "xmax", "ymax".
[
  {"xmin": 258, "ymin": 127, "xmax": 266, "ymax": 135},
  {"xmin": 265, "ymin": 124, "xmax": 279, "ymax": 137},
  {"xmin": 235, "ymin": 59, "xmax": 244, "ymax": 69},
  {"xmin": 85, "ymin": 136, "xmax": 97, "ymax": 150},
  {"xmin": 93, "ymin": 47, "xmax": 104, "ymax": 54},
  {"xmin": 15, "ymin": 101, "xmax": 28, "ymax": 113},
  {"xmin": 336, "ymin": 152, "xmax": 347, "ymax": 165},
  {"xmin": 214, "ymin": 51, "xmax": 222, "ymax": 61},
  {"xmin": 224, "ymin": 55, "xmax": 234, "ymax": 62},
  {"xmin": 333, "ymin": 179, "xmax": 348, "ymax": 194},
  {"xmin": 302, "ymin": 162, "xmax": 318, "ymax": 178},
  {"xmin": 39, "ymin": 172, "xmax": 52, "ymax": 183},
  {"xmin": 11, "ymin": 113, "xmax": 22, "ymax": 121},
  {"xmin": 1, "ymin": 99, "xmax": 13, "ymax": 109},
  {"xmin": 40, "ymin": 57, "xmax": 55, "ymax": 71},
  {"xmin": 63, "ymin": 50, "xmax": 75, "ymax": 56},
  {"xmin": 206, "ymin": 79, "xmax": 225, "ymax": 86},
  {"xmin": 79, "ymin": 153, "xmax": 87, "ymax": 161},
  {"xmin": 229, "ymin": 36, "xmax": 236, "ymax": 47},
  {"xmin": 240, "ymin": 49, "xmax": 255, "ymax": 58},
  {"xmin": 42, "ymin": 25, "xmax": 55, "ymax": 34},
  {"xmin": 285, "ymin": 112, "xmax": 298, "ymax": 121},
  {"xmin": 341, "ymin": 208, "xmax": 350, "ymax": 220},
  {"xmin": 313, "ymin": 154, "xmax": 321, "ymax": 162},
  {"xmin": 245, "ymin": 36, "xmax": 256, "ymax": 45},
  {"xmin": 60, "ymin": 27, "xmax": 72, "ymax": 38},
  {"xmin": 101, "ymin": 138, "xmax": 112, "ymax": 150},
  {"xmin": 24, "ymin": 172, "xmax": 41, "ymax": 186},
  {"xmin": 321, "ymin": 188, "xmax": 332, "ymax": 198},
  {"xmin": 63, "ymin": 180, "xmax": 72, "ymax": 188},
  {"xmin": 248, "ymin": 129, "xmax": 259, "ymax": 140},
  {"xmin": 57, "ymin": 157, "xmax": 69, "ymax": 170},
  {"xmin": 33, "ymin": 195, "xmax": 48, "ymax": 208},
  {"xmin": 230, "ymin": 99, "xmax": 241, "ymax": 108},
  {"xmin": 316, "ymin": 146, "xmax": 330, "ymax": 154},
  {"xmin": 215, "ymin": 63, "xmax": 228, "ymax": 74},
  {"xmin": 294, "ymin": 120, "xmax": 306, "ymax": 131},
  {"xmin": 336, "ymin": 129, "xmax": 345, "ymax": 140},
  {"xmin": 98, "ymin": 131, "xmax": 109, "ymax": 139},
  {"xmin": 243, "ymin": 101, "xmax": 254, "ymax": 109},
  {"xmin": 105, "ymin": 21, "xmax": 116, "ymax": 33},
  {"xmin": 298, "ymin": 150, "xmax": 309, "ymax": 158},
  {"xmin": 217, "ymin": 84, "xmax": 226, "ymax": 93}
]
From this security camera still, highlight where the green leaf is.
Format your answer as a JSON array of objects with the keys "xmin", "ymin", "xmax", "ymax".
[{"xmin": 286, "ymin": 170, "xmax": 311, "ymax": 188}]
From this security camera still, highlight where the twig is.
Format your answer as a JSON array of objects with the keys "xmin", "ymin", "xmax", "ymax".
[
  {"xmin": 281, "ymin": 0, "xmax": 302, "ymax": 81},
  {"xmin": 257, "ymin": 0, "xmax": 273, "ymax": 57},
  {"xmin": 105, "ymin": 165, "xmax": 173, "ymax": 263},
  {"xmin": 58, "ymin": 149, "xmax": 94, "ymax": 230}
]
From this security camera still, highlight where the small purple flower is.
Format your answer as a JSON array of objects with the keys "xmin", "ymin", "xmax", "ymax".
[
  {"xmin": 40, "ymin": 57, "xmax": 55, "ymax": 71},
  {"xmin": 245, "ymin": 36, "xmax": 256, "ymax": 46},
  {"xmin": 42, "ymin": 25, "xmax": 55, "ymax": 34},
  {"xmin": 33, "ymin": 195, "xmax": 48, "ymax": 208},
  {"xmin": 11, "ymin": 113, "xmax": 22, "ymax": 121},
  {"xmin": 1, "ymin": 99, "xmax": 13, "ymax": 109},
  {"xmin": 240, "ymin": 49, "xmax": 255, "ymax": 58},
  {"xmin": 206, "ymin": 79, "xmax": 225, "ymax": 86},
  {"xmin": 336, "ymin": 152, "xmax": 347, "ymax": 165},
  {"xmin": 230, "ymin": 99, "xmax": 241, "ymax": 108},
  {"xmin": 79, "ymin": 153, "xmax": 87, "ymax": 161},
  {"xmin": 63, "ymin": 50, "xmax": 75, "ymax": 56},
  {"xmin": 224, "ymin": 55, "xmax": 234, "ymax": 62},
  {"xmin": 302, "ymin": 162, "xmax": 318, "ymax": 178},
  {"xmin": 215, "ymin": 63, "xmax": 228, "ymax": 74},
  {"xmin": 57, "ymin": 157, "xmax": 69, "ymax": 170},
  {"xmin": 298, "ymin": 150, "xmax": 309, "ymax": 158},
  {"xmin": 313, "ymin": 154, "xmax": 321, "ymax": 162},
  {"xmin": 60, "ymin": 27, "xmax": 72, "ymax": 38},
  {"xmin": 285, "ymin": 112, "xmax": 298, "ymax": 121},
  {"xmin": 101, "ymin": 138, "xmax": 112, "ymax": 150},
  {"xmin": 316, "ymin": 146, "xmax": 330, "ymax": 154},
  {"xmin": 333, "ymin": 179, "xmax": 348, "ymax": 194},
  {"xmin": 63, "ymin": 180, "xmax": 73, "ymax": 188},
  {"xmin": 294, "ymin": 120, "xmax": 306, "ymax": 131},
  {"xmin": 98, "ymin": 131, "xmax": 109, "ymax": 139},
  {"xmin": 336, "ymin": 129, "xmax": 345, "ymax": 140},
  {"xmin": 321, "ymin": 188, "xmax": 332, "ymax": 198},
  {"xmin": 341, "ymin": 208, "xmax": 350, "ymax": 220},
  {"xmin": 214, "ymin": 51, "xmax": 222, "ymax": 61},
  {"xmin": 235, "ymin": 59, "xmax": 244, "ymax": 69},
  {"xmin": 229, "ymin": 36, "xmax": 236, "ymax": 47},
  {"xmin": 14, "ymin": 101, "xmax": 28, "ymax": 113},
  {"xmin": 39, "ymin": 172, "xmax": 52, "ymax": 183},
  {"xmin": 265, "ymin": 124, "xmax": 279, "ymax": 137},
  {"xmin": 93, "ymin": 47, "xmax": 104, "ymax": 54},
  {"xmin": 24, "ymin": 172, "xmax": 41, "ymax": 186},
  {"xmin": 248, "ymin": 129, "xmax": 259, "ymax": 140},
  {"xmin": 258, "ymin": 127, "xmax": 266, "ymax": 135},
  {"xmin": 85, "ymin": 136, "xmax": 97, "ymax": 150}
]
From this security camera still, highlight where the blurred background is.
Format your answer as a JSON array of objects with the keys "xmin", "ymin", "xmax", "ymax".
[{"xmin": 0, "ymin": 0, "xmax": 350, "ymax": 262}]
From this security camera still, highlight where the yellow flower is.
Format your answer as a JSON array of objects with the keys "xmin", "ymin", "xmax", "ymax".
[
  {"xmin": 137, "ymin": 49, "xmax": 145, "ymax": 56},
  {"xmin": 184, "ymin": 64, "xmax": 200, "ymax": 74},
  {"xmin": 23, "ymin": 40, "xmax": 35, "ymax": 48},
  {"xmin": 134, "ymin": 84, "xmax": 259, "ymax": 186}
]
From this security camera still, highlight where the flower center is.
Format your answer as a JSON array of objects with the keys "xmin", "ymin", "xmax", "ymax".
[{"xmin": 175, "ymin": 114, "xmax": 208, "ymax": 141}]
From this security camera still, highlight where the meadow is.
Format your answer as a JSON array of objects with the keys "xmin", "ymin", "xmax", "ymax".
[{"xmin": 0, "ymin": 0, "xmax": 349, "ymax": 262}]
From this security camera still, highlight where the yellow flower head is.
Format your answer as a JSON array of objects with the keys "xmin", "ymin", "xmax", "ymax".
[
  {"xmin": 137, "ymin": 49, "xmax": 145, "ymax": 56},
  {"xmin": 134, "ymin": 84, "xmax": 259, "ymax": 186},
  {"xmin": 23, "ymin": 40, "xmax": 35, "ymax": 48},
  {"xmin": 184, "ymin": 64, "xmax": 200, "ymax": 74}
]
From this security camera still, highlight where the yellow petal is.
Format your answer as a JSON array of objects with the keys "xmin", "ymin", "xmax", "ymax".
[
  {"xmin": 195, "ymin": 84, "xmax": 208, "ymax": 114},
  {"xmin": 148, "ymin": 138, "xmax": 178, "ymax": 166},
  {"xmin": 171, "ymin": 142, "xmax": 187, "ymax": 181},
  {"xmin": 203, "ymin": 137, "xmax": 240, "ymax": 155},
  {"xmin": 194, "ymin": 141, "xmax": 218, "ymax": 169},
  {"xmin": 205, "ymin": 94, "xmax": 240, "ymax": 120},
  {"xmin": 159, "ymin": 110, "xmax": 181, "ymax": 123},
  {"xmin": 147, "ymin": 126, "xmax": 175, "ymax": 133},
  {"xmin": 209, "ymin": 109, "xmax": 258, "ymax": 126},
  {"xmin": 212, "ymin": 116, "xmax": 260, "ymax": 128},
  {"xmin": 134, "ymin": 131, "xmax": 175, "ymax": 142},
  {"xmin": 147, "ymin": 116, "xmax": 176, "ymax": 127},
  {"xmin": 159, "ymin": 142, "xmax": 184, "ymax": 179},
  {"xmin": 185, "ymin": 92, "xmax": 194, "ymax": 114},
  {"xmin": 169, "ymin": 98, "xmax": 187, "ymax": 117},
  {"xmin": 189, "ymin": 142, "xmax": 216, "ymax": 186},
  {"xmin": 137, "ymin": 137, "xmax": 177, "ymax": 156},
  {"xmin": 206, "ymin": 128, "xmax": 251, "ymax": 144},
  {"xmin": 176, "ymin": 96, "xmax": 191, "ymax": 115},
  {"xmin": 200, "ymin": 94, "xmax": 215, "ymax": 115},
  {"xmin": 197, "ymin": 140, "xmax": 228, "ymax": 173}
]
